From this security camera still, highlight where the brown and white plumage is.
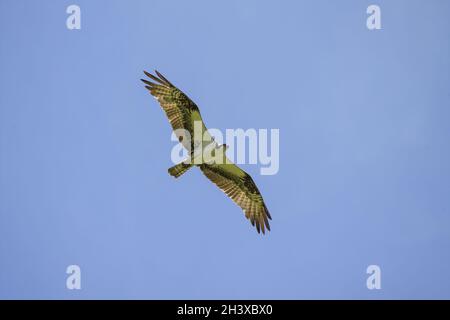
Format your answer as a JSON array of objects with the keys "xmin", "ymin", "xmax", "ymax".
[
  {"xmin": 141, "ymin": 70, "xmax": 272, "ymax": 234},
  {"xmin": 200, "ymin": 163, "xmax": 271, "ymax": 234}
]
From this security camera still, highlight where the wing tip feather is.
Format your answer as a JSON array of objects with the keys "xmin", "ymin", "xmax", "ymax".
[
  {"xmin": 143, "ymin": 69, "xmax": 173, "ymax": 87},
  {"xmin": 155, "ymin": 70, "xmax": 174, "ymax": 87}
]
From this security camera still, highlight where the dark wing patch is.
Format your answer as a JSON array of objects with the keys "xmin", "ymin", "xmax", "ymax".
[{"xmin": 200, "ymin": 163, "xmax": 272, "ymax": 234}]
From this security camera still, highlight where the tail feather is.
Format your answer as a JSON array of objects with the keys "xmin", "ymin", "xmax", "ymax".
[{"xmin": 168, "ymin": 162, "xmax": 193, "ymax": 178}]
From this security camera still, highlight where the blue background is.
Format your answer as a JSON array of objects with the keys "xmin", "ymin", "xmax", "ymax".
[{"xmin": 1, "ymin": 0, "xmax": 449, "ymax": 299}]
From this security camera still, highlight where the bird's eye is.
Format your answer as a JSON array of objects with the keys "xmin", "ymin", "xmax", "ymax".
[{"xmin": 179, "ymin": 136, "xmax": 183, "ymax": 142}]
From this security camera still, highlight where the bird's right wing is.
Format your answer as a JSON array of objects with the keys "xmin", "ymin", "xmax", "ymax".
[{"xmin": 141, "ymin": 70, "xmax": 201, "ymax": 150}]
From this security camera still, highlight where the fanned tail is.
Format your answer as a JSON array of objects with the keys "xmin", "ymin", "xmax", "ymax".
[{"xmin": 168, "ymin": 162, "xmax": 193, "ymax": 178}]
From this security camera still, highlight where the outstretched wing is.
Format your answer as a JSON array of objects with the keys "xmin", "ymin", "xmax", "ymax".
[
  {"xmin": 200, "ymin": 162, "xmax": 272, "ymax": 234},
  {"xmin": 141, "ymin": 70, "xmax": 200, "ymax": 150}
]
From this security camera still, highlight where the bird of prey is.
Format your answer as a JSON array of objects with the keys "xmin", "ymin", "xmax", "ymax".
[{"xmin": 141, "ymin": 70, "xmax": 272, "ymax": 234}]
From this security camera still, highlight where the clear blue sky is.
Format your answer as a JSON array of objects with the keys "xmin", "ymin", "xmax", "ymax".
[{"xmin": 1, "ymin": 0, "xmax": 449, "ymax": 299}]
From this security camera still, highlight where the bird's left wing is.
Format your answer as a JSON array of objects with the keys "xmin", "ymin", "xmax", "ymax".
[{"xmin": 200, "ymin": 163, "xmax": 272, "ymax": 234}]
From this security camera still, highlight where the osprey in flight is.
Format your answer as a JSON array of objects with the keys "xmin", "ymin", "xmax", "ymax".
[{"xmin": 141, "ymin": 70, "xmax": 272, "ymax": 234}]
